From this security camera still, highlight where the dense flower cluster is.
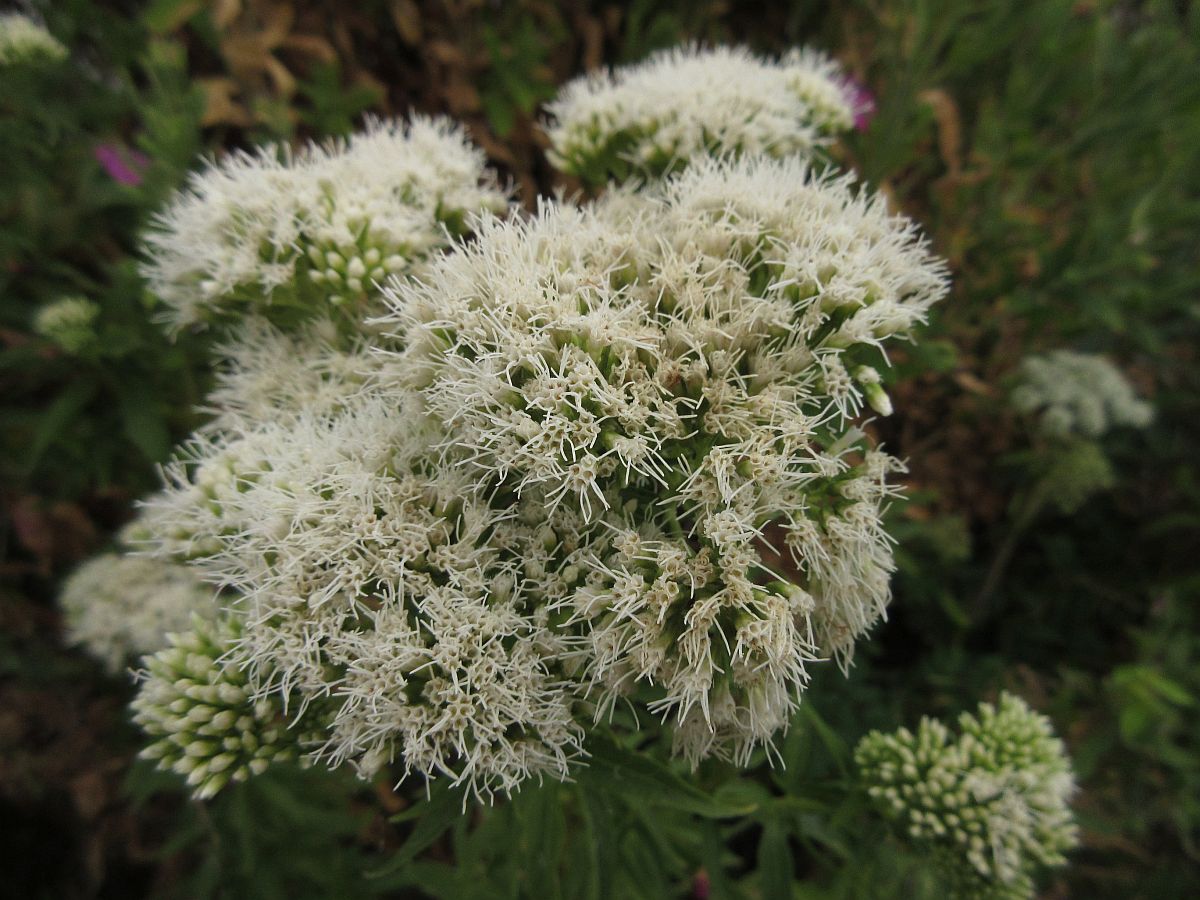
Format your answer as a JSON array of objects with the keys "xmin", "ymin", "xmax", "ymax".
[
  {"xmin": 856, "ymin": 693, "xmax": 1078, "ymax": 899},
  {"xmin": 34, "ymin": 296, "xmax": 100, "ymax": 354},
  {"xmin": 59, "ymin": 551, "xmax": 216, "ymax": 674},
  {"xmin": 1010, "ymin": 350, "xmax": 1152, "ymax": 438},
  {"xmin": 127, "ymin": 149, "xmax": 946, "ymax": 795},
  {"xmin": 59, "ymin": 45, "xmax": 966, "ymax": 803},
  {"xmin": 0, "ymin": 13, "xmax": 67, "ymax": 66},
  {"xmin": 545, "ymin": 46, "xmax": 862, "ymax": 184},
  {"xmin": 142, "ymin": 117, "xmax": 507, "ymax": 333},
  {"xmin": 135, "ymin": 394, "xmax": 583, "ymax": 796}
]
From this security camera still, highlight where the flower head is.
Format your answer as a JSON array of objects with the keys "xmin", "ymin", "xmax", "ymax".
[
  {"xmin": 382, "ymin": 153, "xmax": 946, "ymax": 765},
  {"xmin": 840, "ymin": 75, "xmax": 876, "ymax": 131},
  {"xmin": 95, "ymin": 143, "xmax": 149, "ymax": 187},
  {"xmin": 1010, "ymin": 350, "xmax": 1152, "ymax": 438},
  {"xmin": 134, "ymin": 393, "xmax": 583, "ymax": 798},
  {"xmin": 34, "ymin": 296, "xmax": 100, "ymax": 354},
  {"xmin": 545, "ymin": 45, "xmax": 860, "ymax": 184},
  {"xmin": 142, "ymin": 117, "xmax": 507, "ymax": 333},
  {"xmin": 856, "ymin": 693, "xmax": 1078, "ymax": 899}
]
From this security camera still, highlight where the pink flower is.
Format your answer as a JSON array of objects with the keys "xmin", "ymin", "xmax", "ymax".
[
  {"xmin": 94, "ymin": 143, "xmax": 149, "ymax": 187},
  {"xmin": 841, "ymin": 76, "xmax": 876, "ymax": 131}
]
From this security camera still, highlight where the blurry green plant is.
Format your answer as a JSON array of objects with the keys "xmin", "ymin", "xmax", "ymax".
[
  {"xmin": 479, "ymin": 18, "xmax": 558, "ymax": 138},
  {"xmin": 1, "ymin": 4, "xmax": 209, "ymax": 506},
  {"xmin": 297, "ymin": 61, "xmax": 385, "ymax": 137},
  {"xmin": 1052, "ymin": 586, "xmax": 1200, "ymax": 897}
]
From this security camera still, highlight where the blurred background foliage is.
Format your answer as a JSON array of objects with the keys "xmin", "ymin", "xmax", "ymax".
[{"xmin": 1, "ymin": 0, "xmax": 1197, "ymax": 897}]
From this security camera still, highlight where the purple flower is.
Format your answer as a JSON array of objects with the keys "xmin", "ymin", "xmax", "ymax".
[
  {"xmin": 95, "ymin": 143, "xmax": 149, "ymax": 187},
  {"xmin": 841, "ymin": 76, "xmax": 876, "ymax": 131}
]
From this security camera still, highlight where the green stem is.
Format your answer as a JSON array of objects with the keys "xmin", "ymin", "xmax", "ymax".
[{"xmin": 973, "ymin": 478, "xmax": 1052, "ymax": 619}]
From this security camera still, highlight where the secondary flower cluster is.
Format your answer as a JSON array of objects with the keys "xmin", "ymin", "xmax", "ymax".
[
  {"xmin": 68, "ymin": 47, "xmax": 962, "ymax": 801},
  {"xmin": 545, "ymin": 46, "xmax": 863, "ymax": 184},
  {"xmin": 856, "ymin": 693, "xmax": 1078, "ymax": 899},
  {"xmin": 34, "ymin": 296, "xmax": 100, "ymax": 355},
  {"xmin": 1010, "ymin": 350, "xmax": 1152, "ymax": 438},
  {"xmin": 142, "ymin": 117, "xmax": 507, "ymax": 333},
  {"xmin": 0, "ymin": 13, "xmax": 67, "ymax": 67},
  {"xmin": 134, "ymin": 393, "xmax": 583, "ymax": 797},
  {"xmin": 59, "ymin": 549, "xmax": 216, "ymax": 674}
]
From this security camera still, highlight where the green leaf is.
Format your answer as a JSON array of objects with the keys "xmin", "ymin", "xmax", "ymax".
[
  {"xmin": 758, "ymin": 817, "xmax": 793, "ymax": 900},
  {"xmin": 797, "ymin": 705, "xmax": 850, "ymax": 777},
  {"xmin": 574, "ymin": 782, "xmax": 616, "ymax": 900},
  {"xmin": 372, "ymin": 782, "xmax": 463, "ymax": 881},
  {"xmin": 513, "ymin": 784, "xmax": 565, "ymax": 900},
  {"xmin": 142, "ymin": 0, "xmax": 204, "ymax": 34},
  {"xmin": 580, "ymin": 737, "xmax": 760, "ymax": 819},
  {"xmin": 117, "ymin": 377, "xmax": 172, "ymax": 462},
  {"xmin": 699, "ymin": 820, "xmax": 746, "ymax": 900},
  {"xmin": 712, "ymin": 779, "xmax": 772, "ymax": 812},
  {"xmin": 25, "ymin": 378, "xmax": 97, "ymax": 472}
]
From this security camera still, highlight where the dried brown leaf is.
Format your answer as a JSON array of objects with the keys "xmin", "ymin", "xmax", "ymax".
[
  {"xmin": 211, "ymin": 0, "xmax": 242, "ymax": 30},
  {"xmin": 444, "ymin": 78, "xmax": 481, "ymax": 115},
  {"xmin": 282, "ymin": 33, "xmax": 338, "ymax": 64},
  {"xmin": 390, "ymin": 0, "xmax": 423, "ymax": 45},
  {"xmin": 918, "ymin": 88, "xmax": 963, "ymax": 176},
  {"xmin": 199, "ymin": 77, "xmax": 254, "ymax": 127}
]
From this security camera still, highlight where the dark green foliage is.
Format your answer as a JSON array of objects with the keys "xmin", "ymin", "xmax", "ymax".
[{"xmin": 126, "ymin": 761, "xmax": 384, "ymax": 900}]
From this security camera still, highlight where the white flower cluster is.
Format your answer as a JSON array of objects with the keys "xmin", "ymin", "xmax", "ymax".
[
  {"xmin": 0, "ymin": 13, "xmax": 67, "ymax": 66},
  {"xmin": 132, "ymin": 615, "xmax": 311, "ymax": 799},
  {"xmin": 856, "ymin": 693, "xmax": 1078, "ymax": 899},
  {"xmin": 1010, "ymin": 350, "xmax": 1152, "ymax": 438},
  {"xmin": 132, "ymin": 153, "xmax": 945, "ymax": 794},
  {"xmin": 59, "ymin": 551, "xmax": 216, "ymax": 674},
  {"xmin": 134, "ymin": 394, "xmax": 582, "ymax": 797},
  {"xmin": 34, "ymin": 296, "xmax": 100, "ymax": 354},
  {"xmin": 142, "ymin": 117, "xmax": 508, "ymax": 333},
  {"xmin": 544, "ymin": 46, "xmax": 861, "ymax": 184},
  {"xmin": 123, "ymin": 48, "xmax": 951, "ymax": 801}
]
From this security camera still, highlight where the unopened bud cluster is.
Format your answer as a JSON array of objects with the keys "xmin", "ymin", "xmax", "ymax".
[
  {"xmin": 856, "ymin": 693, "xmax": 1078, "ymax": 899},
  {"xmin": 132, "ymin": 616, "xmax": 310, "ymax": 799}
]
